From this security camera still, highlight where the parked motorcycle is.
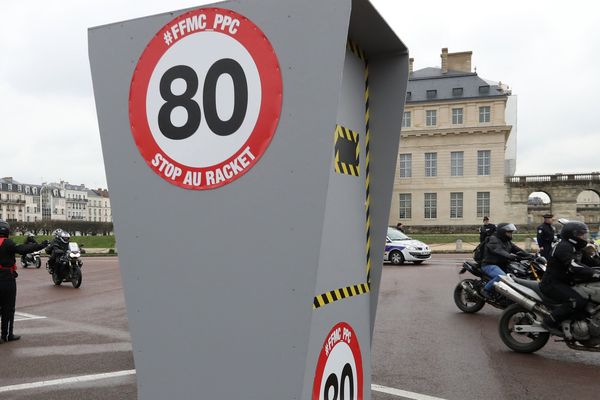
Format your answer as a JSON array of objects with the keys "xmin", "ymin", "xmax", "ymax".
[
  {"xmin": 453, "ymin": 256, "xmax": 547, "ymax": 313},
  {"xmin": 495, "ymin": 274, "xmax": 600, "ymax": 353},
  {"xmin": 21, "ymin": 251, "xmax": 42, "ymax": 268},
  {"xmin": 46, "ymin": 242, "xmax": 83, "ymax": 288}
]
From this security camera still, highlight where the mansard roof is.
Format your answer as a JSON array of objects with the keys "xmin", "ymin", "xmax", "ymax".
[{"xmin": 407, "ymin": 67, "xmax": 509, "ymax": 103}]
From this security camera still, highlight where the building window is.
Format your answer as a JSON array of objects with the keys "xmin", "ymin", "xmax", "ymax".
[
  {"xmin": 479, "ymin": 85, "xmax": 490, "ymax": 94},
  {"xmin": 426, "ymin": 110, "xmax": 437, "ymax": 126},
  {"xmin": 478, "ymin": 150, "xmax": 491, "ymax": 176},
  {"xmin": 425, "ymin": 152, "xmax": 437, "ymax": 177},
  {"xmin": 451, "ymin": 151, "xmax": 464, "ymax": 176},
  {"xmin": 399, "ymin": 154, "xmax": 412, "ymax": 178},
  {"xmin": 450, "ymin": 192, "xmax": 463, "ymax": 218},
  {"xmin": 477, "ymin": 192, "xmax": 491, "ymax": 217},
  {"xmin": 479, "ymin": 106, "xmax": 491, "ymax": 123},
  {"xmin": 424, "ymin": 193, "xmax": 437, "ymax": 219},
  {"xmin": 8, "ymin": 184, "xmax": 12, "ymax": 191},
  {"xmin": 406, "ymin": 91, "xmax": 411, "ymax": 101},
  {"xmin": 399, "ymin": 194, "xmax": 412, "ymax": 219},
  {"xmin": 452, "ymin": 87, "xmax": 463, "ymax": 97},
  {"xmin": 452, "ymin": 108, "xmax": 463, "ymax": 124},
  {"xmin": 426, "ymin": 90, "xmax": 437, "ymax": 99},
  {"xmin": 402, "ymin": 111, "xmax": 411, "ymax": 128}
]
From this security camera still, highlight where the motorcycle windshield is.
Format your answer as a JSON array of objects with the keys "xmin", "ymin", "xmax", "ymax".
[{"xmin": 68, "ymin": 242, "xmax": 80, "ymax": 252}]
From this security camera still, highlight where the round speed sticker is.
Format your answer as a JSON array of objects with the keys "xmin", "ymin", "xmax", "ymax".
[
  {"xmin": 313, "ymin": 322, "xmax": 363, "ymax": 400},
  {"xmin": 129, "ymin": 8, "xmax": 282, "ymax": 190}
]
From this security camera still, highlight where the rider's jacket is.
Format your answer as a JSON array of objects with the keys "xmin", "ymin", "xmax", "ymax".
[
  {"xmin": 543, "ymin": 239, "xmax": 599, "ymax": 285},
  {"xmin": 482, "ymin": 232, "xmax": 527, "ymax": 269},
  {"xmin": 45, "ymin": 239, "xmax": 69, "ymax": 262}
]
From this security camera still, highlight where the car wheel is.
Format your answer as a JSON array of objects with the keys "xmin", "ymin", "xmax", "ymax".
[{"xmin": 389, "ymin": 250, "xmax": 404, "ymax": 265}]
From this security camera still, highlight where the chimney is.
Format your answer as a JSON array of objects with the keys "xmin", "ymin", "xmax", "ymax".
[
  {"xmin": 409, "ymin": 58, "xmax": 414, "ymax": 74},
  {"xmin": 447, "ymin": 50, "xmax": 472, "ymax": 73},
  {"xmin": 441, "ymin": 48, "xmax": 448, "ymax": 74}
]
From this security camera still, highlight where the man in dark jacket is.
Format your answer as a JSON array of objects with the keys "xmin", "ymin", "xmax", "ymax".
[
  {"xmin": 480, "ymin": 223, "xmax": 532, "ymax": 298},
  {"xmin": 479, "ymin": 216, "xmax": 496, "ymax": 243},
  {"xmin": 541, "ymin": 221, "xmax": 600, "ymax": 329},
  {"xmin": 0, "ymin": 220, "xmax": 48, "ymax": 343},
  {"xmin": 536, "ymin": 213, "xmax": 556, "ymax": 259}
]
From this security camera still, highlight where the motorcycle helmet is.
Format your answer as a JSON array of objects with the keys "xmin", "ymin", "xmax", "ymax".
[
  {"xmin": 0, "ymin": 220, "xmax": 9, "ymax": 238},
  {"xmin": 561, "ymin": 221, "xmax": 590, "ymax": 250},
  {"xmin": 496, "ymin": 223, "xmax": 517, "ymax": 240},
  {"xmin": 58, "ymin": 230, "xmax": 70, "ymax": 244},
  {"xmin": 26, "ymin": 232, "xmax": 35, "ymax": 238}
]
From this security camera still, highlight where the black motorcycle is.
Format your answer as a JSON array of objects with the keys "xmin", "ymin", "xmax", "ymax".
[
  {"xmin": 453, "ymin": 255, "xmax": 546, "ymax": 313},
  {"xmin": 46, "ymin": 242, "xmax": 83, "ymax": 288}
]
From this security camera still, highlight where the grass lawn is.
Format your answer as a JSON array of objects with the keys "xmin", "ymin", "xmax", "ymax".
[{"xmin": 10, "ymin": 235, "xmax": 116, "ymax": 248}]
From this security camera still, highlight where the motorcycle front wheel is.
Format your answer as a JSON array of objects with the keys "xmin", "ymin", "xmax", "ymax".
[
  {"xmin": 35, "ymin": 258, "xmax": 42, "ymax": 268},
  {"xmin": 71, "ymin": 267, "xmax": 82, "ymax": 289},
  {"xmin": 499, "ymin": 304, "xmax": 549, "ymax": 353},
  {"xmin": 453, "ymin": 279, "xmax": 485, "ymax": 313},
  {"xmin": 52, "ymin": 272, "xmax": 62, "ymax": 286}
]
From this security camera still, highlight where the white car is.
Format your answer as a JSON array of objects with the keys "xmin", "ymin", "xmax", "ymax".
[{"xmin": 384, "ymin": 227, "xmax": 431, "ymax": 265}]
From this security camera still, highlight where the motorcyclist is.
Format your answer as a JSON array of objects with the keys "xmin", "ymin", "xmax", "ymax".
[
  {"xmin": 540, "ymin": 221, "xmax": 600, "ymax": 330},
  {"xmin": 0, "ymin": 220, "xmax": 48, "ymax": 343},
  {"xmin": 480, "ymin": 223, "xmax": 532, "ymax": 298},
  {"xmin": 45, "ymin": 229, "xmax": 71, "ymax": 275},
  {"xmin": 21, "ymin": 232, "xmax": 38, "ymax": 266}
]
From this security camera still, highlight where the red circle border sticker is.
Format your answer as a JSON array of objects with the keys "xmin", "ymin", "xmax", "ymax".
[
  {"xmin": 313, "ymin": 322, "xmax": 364, "ymax": 400},
  {"xmin": 129, "ymin": 8, "xmax": 282, "ymax": 190}
]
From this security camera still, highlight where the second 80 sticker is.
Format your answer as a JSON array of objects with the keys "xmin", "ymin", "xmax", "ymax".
[
  {"xmin": 129, "ymin": 8, "xmax": 282, "ymax": 190},
  {"xmin": 313, "ymin": 322, "xmax": 363, "ymax": 400}
]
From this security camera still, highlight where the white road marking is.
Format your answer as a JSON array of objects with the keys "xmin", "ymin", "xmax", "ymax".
[
  {"xmin": 0, "ymin": 369, "xmax": 136, "ymax": 393},
  {"xmin": 0, "ymin": 370, "xmax": 442, "ymax": 399},
  {"xmin": 14, "ymin": 342, "xmax": 132, "ymax": 357},
  {"xmin": 14, "ymin": 312, "xmax": 47, "ymax": 321},
  {"xmin": 372, "ymin": 384, "xmax": 448, "ymax": 400}
]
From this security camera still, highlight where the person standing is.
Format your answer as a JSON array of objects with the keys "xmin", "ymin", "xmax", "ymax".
[
  {"xmin": 396, "ymin": 222, "xmax": 405, "ymax": 233},
  {"xmin": 537, "ymin": 213, "xmax": 556, "ymax": 259},
  {"xmin": 0, "ymin": 220, "xmax": 48, "ymax": 343},
  {"xmin": 479, "ymin": 216, "xmax": 496, "ymax": 243}
]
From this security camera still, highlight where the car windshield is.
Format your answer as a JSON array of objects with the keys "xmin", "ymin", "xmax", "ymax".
[{"xmin": 387, "ymin": 228, "xmax": 410, "ymax": 241}]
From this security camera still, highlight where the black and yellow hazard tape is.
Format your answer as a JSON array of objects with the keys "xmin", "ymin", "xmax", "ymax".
[
  {"xmin": 313, "ymin": 282, "xmax": 370, "ymax": 310},
  {"xmin": 312, "ymin": 40, "xmax": 372, "ymax": 311},
  {"xmin": 334, "ymin": 124, "xmax": 360, "ymax": 176},
  {"xmin": 348, "ymin": 39, "xmax": 373, "ymax": 284}
]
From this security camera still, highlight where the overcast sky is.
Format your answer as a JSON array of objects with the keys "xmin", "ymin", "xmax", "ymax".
[{"xmin": 1, "ymin": 0, "xmax": 598, "ymax": 189}]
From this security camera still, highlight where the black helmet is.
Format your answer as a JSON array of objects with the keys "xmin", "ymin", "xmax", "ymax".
[
  {"xmin": 0, "ymin": 220, "xmax": 9, "ymax": 238},
  {"xmin": 560, "ymin": 221, "xmax": 589, "ymax": 249}
]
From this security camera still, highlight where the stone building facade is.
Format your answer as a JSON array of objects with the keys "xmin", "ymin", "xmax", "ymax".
[{"xmin": 389, "ymin": 48, "xmax": 516, "ymax": 228}]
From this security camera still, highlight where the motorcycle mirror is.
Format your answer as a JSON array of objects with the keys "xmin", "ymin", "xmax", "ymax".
[{"xmin": 557, "ymin": 218, "xmax": 570, "ymax": 225}]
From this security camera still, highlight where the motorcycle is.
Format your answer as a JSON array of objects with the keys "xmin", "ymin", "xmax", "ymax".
[
  {"xmin": 453, "ymin": 255, "xmax": 547, "ymax": 313},
  {"xmin": 495, "ymin": 274, "xmax": 600, "ymax": 353},
  {"xmin": 46, "ymin": 242, "xmax": 83, "ymax": 288},
  {"xmin": 21, "ymin": 251, "xmax": 42, "ymax": 268}
]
